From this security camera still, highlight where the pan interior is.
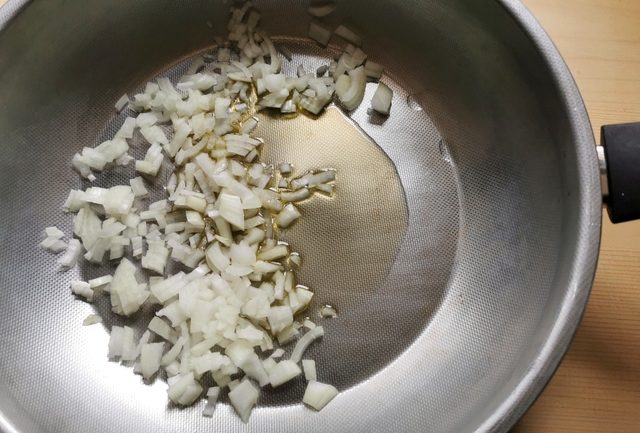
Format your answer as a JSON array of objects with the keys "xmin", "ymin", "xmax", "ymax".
[
  {"xmin": 71, "ymin": 39, "xmax": 458, "ymax": 407},
  {"xmin": 0, "ymin": 1, "xmax": 594, "ymax": 433}
]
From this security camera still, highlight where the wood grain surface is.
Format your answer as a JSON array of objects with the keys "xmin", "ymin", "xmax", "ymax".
[{"xmin": 1, "ymin": 0, "xmax": 638, "ymax": 432}]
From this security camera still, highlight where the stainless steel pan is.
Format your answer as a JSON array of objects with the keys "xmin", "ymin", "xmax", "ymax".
[{"xmin": 1, "ymin": 1, "xmax": 638, "ymax": 432}]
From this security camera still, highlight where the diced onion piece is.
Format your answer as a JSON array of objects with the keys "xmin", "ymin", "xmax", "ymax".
[
  {"xmin": 308, "ymin": 1, "xmax": 336, "ymax": 17},
  {"xmin": 147, "ymin": 317, "xmax": 177, "ymax": 343},
  {"xmin": 302, "ymin": 359, "xmax": 317, "ymax": 381},
  {"xmin": 268, "ymin": 306, "xmax": 294, "ymax": 334},
  {"xmin": 290, "ymin": 326, "xmax": 324, "ymax": 363},
  {"xmin": 225, "ymin": 341, "xmax": 269, "ymax": 386},
  {"xmin": 168, "ymin": 372, "xmax": 203, "ymax": 406},
  {"xmin": 308, "ymin": 21, "xmax": 332, "ymax": 46},
  {"xmin": 45, "ymin": 226, "xmax": 64, "ymax": 239},
  {"xmin": 228, "ymin": 379, "xmax": 259, "ymax": 423},
  {"xmin": 40, "ymin": 237, "xmax": 67, "ymax": 253},
  {"xmin": 276, "ymin": 203, "xmax": 301, "ymax": 228},
  {"xmin": 202, "ymin": 387, "xmax": 220, "ymax": 417},
  {"xmin": 334, "ymin": 24, "xmax": 362, "ymax": 46},
  {"xmin": 269, "ymin": 348, "xmax": 285, "ymax": 359},
  {"xmin": 278, "ymin": 162, "xmax": 292, "ymax": 175},
  {"xmin": 57, "ymin": 239, "xmax": 83, "ymax": 269},
  {"xmin": 82, "ymin": 314, "xmax": 102, "ymax": 326},
  {"xmin": 130, "ymin": 177, "xmax": 149, "ymax": 197},
  {"xmin": 89, "ymin": 275, "xmax": 113, "ymax": 290},
  {"xmin": 140, "ymin": 343, "xmax": 165, "ymax": 379},
  {"xmin": 280, "ymin": 188, "xmax": 310, "ymax": 203},
  {"xmin": 71, "ymin": 280, "xmax": 93, "ymax": 302},
  {"xmin": 114, "ymin": 94, "xmax": 130, "ymax": 112},
  {"xmin": 371, "ymin": 82, "xmax": 393, "ymax": 115},
  {"xmin": 269, "ymin": 360, "xmax": 302, "ymax": 387},
  {"xmin": 336, "ymin": 66, "xmax": 366, "ymax": 111},
  {"xmin": 364, "ymin": 60, "xmax": 384, "ymax": 80},
  {"xmin": 218, "ymin": 193, "xmax": 245, "ymax": 229},
  {"xmin": 302, "ymin": 381, "xmax": 338, "ymax": 411}
]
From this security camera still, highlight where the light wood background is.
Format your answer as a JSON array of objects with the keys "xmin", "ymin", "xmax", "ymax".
[{"xmin": 1, "ymin": 0, "xmax": 638, "ymax": 432}]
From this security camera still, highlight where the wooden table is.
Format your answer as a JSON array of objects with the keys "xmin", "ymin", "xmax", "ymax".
[
  {"xmin": 515, "ymin": 2, "xmax": 640, "ymax": 432},
  {"xmin": 1, "ymin": 0, "xmax": 638, "ymax": 432}
]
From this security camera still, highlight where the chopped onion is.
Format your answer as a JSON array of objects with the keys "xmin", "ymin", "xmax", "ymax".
[
  {"xmin": 370, "ymin": 82, "xmax": 393, "ymax": 115},
  {"xmin": 308, "ymin": 1, "xmax": 336, "ymax": 17},
  {"xmin": 57, "ymin": 239, "xmax": 83, "ymax": 269},
  {"xmin": 140, "ymin": 343, "xmax": 164, "ymax": 379},
  {"xmin": 114, "ymin": 94, "xmax": 130, "ymax": 112},
  {"xmin": 269, "ymin": 348, "xmax": 285, "ymax": 359},
  {"xmin": 280, "ymin": 188, "xmax": 310, "ymax": 203},
  {"xmin": 302, "ymin": 359, "xmax": 317, "ymax": 381},
  {"xmin": 334, "ymin": 24, "xmax": 362, "ymax": 46},
  {"xmin": 269, "ymin": 360, "xmax": 302, "ymax": 387},
  {"xmin": 276, "ymin": 203, "xmax": 301, "ymax": 228},
  {"xmin": 228, "ymin": 379, "xmax": 259, "ymax": 423},
  {"xmin": 336, "ymin": 66, "xmax": 366, "ymax": 111},
  {"xmin": 41, "ymin": 2, "xmax": 358, "ymax": 421},
  {"xmin": 364, "ymin": 60, "xmax": 384, "ymax": 80},
  {"xmin": 303, "ymin": 381, "xmax": 338, "ymax": 411},
  {"xmin": 202, "ymin": 387, "xmax": 220, "ymax": 417},
  {"xmin": 308, "ymin": 21, "xmax": 332, "ymax": 46},
  {"xmin": 290, "ymin": 326, "xmax": 324, "ymax": 363},
  {"xmin": 168, "ymin": 372, "xmax": 203, "ymax": 406},
  {"xmin": 82, "ymin": 314, "xmax": 102, "ymax": 326},
  {"xmin": 130, "ymin": 177, "xmax": 149, "ymax": 197},
  {"xmin": 268, "ymin": 306, "xmax": 294, "ymax": 334},
  {"xmin": 71, "ymin": 280, "xmax": 94, "ymax": 302}
]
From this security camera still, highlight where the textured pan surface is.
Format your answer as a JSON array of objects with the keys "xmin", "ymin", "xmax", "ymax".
[{"xmin": 0, "ymin": 1, "xmax": 600, "ymax": 432}]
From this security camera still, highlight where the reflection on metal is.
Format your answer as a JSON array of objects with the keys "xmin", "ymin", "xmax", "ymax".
[{"xmin": 597, "ymin": 145, "xmax": 609, "ymax": 200}]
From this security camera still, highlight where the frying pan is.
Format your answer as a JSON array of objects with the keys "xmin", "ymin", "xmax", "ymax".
[{"xmin": 1, "ymin": 1, "xmax": 639, "ymax": 432}]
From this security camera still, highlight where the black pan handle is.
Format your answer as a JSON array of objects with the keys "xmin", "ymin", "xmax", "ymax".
[{"xmin": 600, "ymin": 122, "xmax": 640, "ymax": 223}]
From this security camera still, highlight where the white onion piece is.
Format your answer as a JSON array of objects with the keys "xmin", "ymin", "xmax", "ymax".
[
  {"xmin": 228, "ymin": 379, "xmax": 259, "ymax": 423},
  {"xmin": 82, "ymin": 314, "xmax": 102, "ymax": 326},
  {"xmin": 268, "ymin": 306, "xmax": 294, "ymax": 334},
  {"xmin": 89, "ymin": 275, "xmax": 112, "ymax": 290},
  {"xmin": 140, "ymin": 343, "xmax": 164, "ymax": 379},
  {"xmin": 269, "ymin": 360, "xmax": 302, "ymax": 387},
  {"xmin": 302, "ymin": 359, "xmax": 317, "ymax": 381},
  {"xmin": 269, "ymin": 348, "xmax": 285, "ymax": 359},
  {"xmin": 202, "ymin": 387, "xmax": 220, "ymax": 417},
  {"xmin": 364, "ymin": 60, "xmax": 384, "ymax": 80},
  {"xmin": 276, "ymin": 203, "xmax": 301, "ymax": 228},
  {"xmin": 337, "ymin": 66, "xmax": 366, "ymax": 111},
  {"xmin": 370, "ymin": 82, "xmax": 393, "ymax": 115},
  {"xmin": 114, "ymin": 94, "xmax": 130, "ymax": 112},
  {"xmin": 290, "ymin": 326, "xmax": 324, "ymax": 363},
  {"xmin": 71, "ymin": 281, "xmax": 93, "ymax": 302},
  {"xmin": 303, "ymin": 381, "xmax": 338, "ymax": 411},
  {"xmin": 146, "ymin": 317, "xmax": 177, "ymax": 343},
  {"xmin": 308, "ymin": 21, "xmax": 332, "ymax": 46},
  {"xmin": 218, "ymin": 193, "xmax": 245, "ymax": 229},
  {"xmin": 168, "ymin": 373, "xmax": 203, "ymax": 406},
  {"xmin": 308, "ymin": 1, "xmax": 335, "ymax": 17},
  {"xmin": 57, "ymin": 239, "xmax": 83, "ymax": 269},
  {"xmin": 45, "ymin": 226, "xmax": 64, "ymax": 239},
  {"xmin": 40, "ymin": 237, "xmax": 67, "ymax": 253},
  {"xmin": 334, "ymin": 24, "xmax": 362, "ymax": 46},
  {"xmin": 280, "ymin": 188, "xmax": 310, "ymax": 203}
]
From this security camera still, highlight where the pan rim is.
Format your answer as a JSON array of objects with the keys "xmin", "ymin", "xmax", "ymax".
[
  {"xmin": 0, "ymin": 1, "xmax": 603, "ymax": 432},
  {"xmin": 476, "ymin": 1, "xmax": 602, "ymax": 432}
]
